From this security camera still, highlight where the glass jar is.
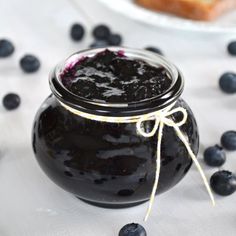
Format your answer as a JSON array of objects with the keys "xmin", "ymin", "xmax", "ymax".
[{"xmin": 32, "ymin": 47, "xmax": 199, "ymax": 208}]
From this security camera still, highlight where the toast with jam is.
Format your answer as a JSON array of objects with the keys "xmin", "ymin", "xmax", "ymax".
[{"xmin": 135, "ymin": 0, "xmax": 236, "ymax": 21}]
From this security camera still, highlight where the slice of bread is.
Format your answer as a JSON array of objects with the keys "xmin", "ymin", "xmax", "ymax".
[{"xmin": 135, "ymin": 0, "xmax": 236, "ymax": 21}]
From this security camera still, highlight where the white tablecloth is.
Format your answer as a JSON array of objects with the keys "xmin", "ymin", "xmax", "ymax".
[{"xmin": 0, "ymin": 0, "xmax": 236, "ymax": 235}]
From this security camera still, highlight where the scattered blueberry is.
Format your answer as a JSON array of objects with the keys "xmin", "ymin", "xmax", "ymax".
[
  {"xmin": 204, "ymin": 145, "xmax": 226, "ymax": 167},
  {"xmin": 219, "ymin": 72, "xmax": 236, "ymax": 94},
  {"xmin": 221, "ymin": 131, "xmax": 236, "ymax": 151},
  {"xmin": 227, "ymin": 41, "xmax": 236, "ymax": 56},
  {"xmin": 92, "ymin": 24, "xmax": 110, "ymax": 40},
  {"xmin": 0, "ymin": 39, "xmax": 14, "ymax": 58},
  {"xmin": 210, "ymin": 170, "xmax": 236, "ymax": 196},
  {"xmin": 108, "ymin": 33, "xmax": 122, "ymax": 46},
  {"xmin": 20, "ymin": 54, "xmax": 40, "ymax": 73},
  {"xmin": 70, "ymin": 23, "xmax": 85, "ymax": 41},
  {"xmin": 90, "ymin": 40, "xmax": 109, "ymax": 48},
  {"xmin": 145, "ymin": 46, "xmax": 163, "ymax": 55},
  {"xmin": 3, "ymin": 93, "xmax": 21, "ymax": 110},
  {"xmin": 119, "ymin": 223, "xmax": 147, "ymax": 236}
]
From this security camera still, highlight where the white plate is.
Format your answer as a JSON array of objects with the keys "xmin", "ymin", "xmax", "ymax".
[{"xmin": 98, "ymin": 0, "xmax": 236, "ymax": 33}]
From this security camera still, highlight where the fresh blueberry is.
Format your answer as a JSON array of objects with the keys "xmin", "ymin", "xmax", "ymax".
[
  {"xmin": 3, "ymin": 93, "xmax": 21, "ymax": 110},
  {"xmin": 210, "ymin": 170, "xmax": 236, "ymax": 196},
  {"xmin": 119, "ymin": 223, "xmax": 147, "ymax": 236},
  {"xmin": 219, "ymin": 72, "xmax": 236, "ymax": 94},
  {"xmin": 204, "ymin": 145, "xmax": 226, "ymax": 167},
  {"xmin": 145, "ymin": 46, "xmax": 163, "ymax": 55},
  {"xmin": 108, "ymin": 33, "xmax": 122, "ymax": 46},
  {"xmin": 0, "ymin": 39, "xmax": 14, "ymax": 58},
  {"xmin": 20, "ymin": 54, "xmax": 40, "ymax": 73},
  {"xmin": 90, "ymin": 40, "xmax": 109, "ymax": 48},
  {"xmin": 227, "ymin": 41, "xmax": 236, "ymax": 56},
  {"xmin": 92, "ymin": 24, "xmax": 110, "ymax": 40},
  {"xmin": 70, "ymin": 23, "xmax": 85, "ymax": 41},
  {"xmin": 221, "ymin": 131, "xmax": 236, "ymax": 151}
]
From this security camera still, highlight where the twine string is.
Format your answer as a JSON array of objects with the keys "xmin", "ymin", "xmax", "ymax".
[{"xmin": 136, "ymin": 104, "xmax": 215, "ymax": 221}]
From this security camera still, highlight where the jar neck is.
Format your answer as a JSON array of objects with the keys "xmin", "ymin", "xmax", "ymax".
[{"xmin": 49, "ymin": 47, "xmax": 184, "ymax": 117}]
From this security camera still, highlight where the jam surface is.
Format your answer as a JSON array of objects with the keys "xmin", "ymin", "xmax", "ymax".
[{"xmin": 61, "ymin": 49, "xmax": 172, "ymax": 103}]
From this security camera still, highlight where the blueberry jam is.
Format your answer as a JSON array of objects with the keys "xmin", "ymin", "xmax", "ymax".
[
  {"xmin": 60, "ymin": 49, "xmax": 172, "ymax": 103},
  {"xmin": 32, "ymin": 48, "xmax": 199, "ymax": 208}
]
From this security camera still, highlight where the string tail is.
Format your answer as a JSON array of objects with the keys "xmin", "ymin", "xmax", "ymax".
[
  {"xmin": 144, "ymin": 121, "xmax": 164, "ymax": 222},
  {"xmin": 174, "ymin": 126, "xmax": 215, "ymax": 206}
]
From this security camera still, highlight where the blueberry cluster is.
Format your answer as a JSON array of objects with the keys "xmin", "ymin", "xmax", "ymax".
[
  {"xmin": 70, "ymin": 23, "xmax": 123, "ymax": 47},
  {"xmin": 0, "ymin": 39, "xmax": 40, "ymax": 110},
  {"xmin": 219, "ymin": 41, "xmax": 236, "ymax": 94},
  {"xmin": 70, "ymin": 22, "xmax": 163, "ymax": 56},
  {"xmin": 204, "ymin": 131, "xmax": 236, "ymax": 196},
  {"xmin": 204, "ymin": 40, "xmax": 236, "ymax": 197}
]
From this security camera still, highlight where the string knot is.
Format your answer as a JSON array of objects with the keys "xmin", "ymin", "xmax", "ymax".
[{"xmin": 136, "ymin": 104, "xmax": 188, "ymax": 138}]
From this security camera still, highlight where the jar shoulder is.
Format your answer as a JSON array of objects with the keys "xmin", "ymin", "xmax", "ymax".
[
  {"xmin": 35, "ymin": 95, "xmax": 197, "ymax": 124},
  {"xmin": 33, "ymin": 95, "xmax": 199, "ymax": 153}
]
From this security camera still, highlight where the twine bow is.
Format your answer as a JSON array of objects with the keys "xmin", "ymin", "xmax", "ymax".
[
  {"xmin": 136, "ymin": 103, "xmax": 215, "ymax": 221},
  {"xmin": 60, "ymin": 101, "xmax": 215, "ymax": 222}
]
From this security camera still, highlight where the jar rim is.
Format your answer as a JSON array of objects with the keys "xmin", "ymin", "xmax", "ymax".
[{"xmin": 49, "ymin": 47, "xmax": 184, "ymax": 117}]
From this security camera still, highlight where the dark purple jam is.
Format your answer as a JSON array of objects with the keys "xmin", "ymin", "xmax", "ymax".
[
  {"xmin": 32, "ymin": 48, "xmax": 199, "ymax": 209},
  {"xmin": 60, "ymin": 49, "xmax": 172, "ymax": 103}
]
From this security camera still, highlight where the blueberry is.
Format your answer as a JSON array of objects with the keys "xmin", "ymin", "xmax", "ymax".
[
  {"xmin": 92, "ymin": 24, "xmax": 110, "ymax": 40},
  {"xmin": 119, "ymin": 223, "xmax": 147, "ymax": 236},
  {"xmin": 20, "ymin": 54, "xmax": 40, "ymax": 73},
  {"xmin": 221, "ymin": 131, "xmax": 236, "ymax": 151},
  {"xmin": 210, "ymin": 170, "xmax": 236, "ymax": 196},
  {"xmin": 90, "ymin": 40, "xmax": 109, "ymax": 48},
  {"xmin": 70, "ymin": 23, "xmax": 85, "ymax": 41},
  {"xmin": 219, "ymin": 72, "xmax": 236, "ymax": 94},
  {"xmin": 204, "ymin": 145, "xmax": 226, "ymax": 167},
  {"xmin": 3, "ymin": 93, "xmax": 21, "ymax": 110},
  {"xmin": 0, "ymin": 39, "xmax": 14, "ymax": 57},
  {"xmin": 227, "ymin": 41, "xmax": 236, "ymax": 56},
  {"xmin": 145, "ymin": 46, "xmax": 163, "ymax": 55},
  {"xmin": 108, "ymin": 33, "xmax": 122, "ymax": 46}
]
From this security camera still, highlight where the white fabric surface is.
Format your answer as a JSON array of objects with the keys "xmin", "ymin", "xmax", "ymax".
[{"xmin": 0, "ymin": 0, "xmax": 236, "ymax": 235}]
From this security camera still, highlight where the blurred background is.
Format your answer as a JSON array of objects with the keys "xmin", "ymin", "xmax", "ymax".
[{"xmin": 0, "ymin": 0, "xmax": 236, "ymax": 235}]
